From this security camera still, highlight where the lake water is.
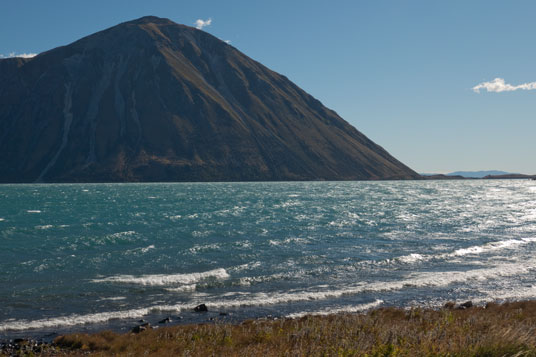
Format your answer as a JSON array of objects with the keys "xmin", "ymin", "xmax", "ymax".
[{"xmin": 1, "ymin": 180, "xmax": 536, "ymax": 340}]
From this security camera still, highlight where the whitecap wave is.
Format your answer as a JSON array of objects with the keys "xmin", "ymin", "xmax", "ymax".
[
  {"xmin": 208, "ymin": 260, "xmax": 536, "ymax": 309},
  {"xmin": 33, "ymin": 264, "xmax": 48, "ymax": 272},
  {"xmin": 35, "ymin": 225, "xmax": 53, "ymax": 230},
  {"xmin": 0, "ymin": 306, "xmax": 164, "ymax": 332},
  {"xmin": 273, "ymin": 201, "xmax": 300, "ymax": 209},
  {"xmin": 92, "ymin": 268, "xmax": 230, "ymax": 286},
  {"xmin": 188, "ymin": 243, "xmax": 221, "ymax": 253},
  {"xmin": 382, "ymin": 237, "xmax": 536, "ymax": 267},
  {"xmin": 4, "ymin": 261, "xmax": 533, "ymax": 332},
  {"xmin": 141, "ymin": 245, "xmax": 155, "ymax": 253},
  {"xmin": 165, "ymin": 284, "xmax": 197, "ymax": 292},
  {"xmin": 234, "ymin": 240, "xmax": 252, "ymax": 248},
  {"xmin": 26, "ymin": 210, "xmax": 41, "ymax": 213},
  {"xmin": 237, "ymin": 273, "xmax": 290, "ymax": 286},
  {"xmin": 452, "ymin": 238, "xmax": 536, "ymax": 256},
  {"xmin": 192, "ymin": 230, "xmax": 213, "ymax": 238},
  {"xmin": 98, "ymin": 296, "xmax": 127, "ymax": 301},
  {"xmin": 395, "ymin": 253, "xmax": 425, "ymax": 264},
  {"xmin": 287, "ymin": 300, "xmax": 384, "ymax": 318},
  {"xmin": 109, "ymin": 231, "xmax": 136, "ymax": 239},
  {"xmin": 0, "ymin": 295, "xmax": 376, "ymax": 332},
  {"xmin": 269, "ymin": 237, "xmax": 309, "ymax": 246},
  {"xmin": 0, "ymin": 284, "xmax": 379, "ymax": 332},
  {"xmin": 230, "ymin": 261, "xmax": 262, "ymax": 272}
]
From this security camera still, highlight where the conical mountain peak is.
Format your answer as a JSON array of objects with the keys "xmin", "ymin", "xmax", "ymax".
[
  {"xmin": 128, "ymin": 15, "xmax": 176, "ymax": 25},
  {"xmin": 0, "ymin": 17, "xmax": 419, "ymax": 182}
]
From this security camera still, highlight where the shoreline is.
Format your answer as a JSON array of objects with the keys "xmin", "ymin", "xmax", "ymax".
[
  {"xmin": 3, "ymin": 299, "xmax": 536, "ymax": 355},
  {"xmin": 1, "ymin": 175, "xmax": 536, "ymax": 185},
  {"xmin": 0, "ymin": 298, "xmax": 478, "ymax": 343}
]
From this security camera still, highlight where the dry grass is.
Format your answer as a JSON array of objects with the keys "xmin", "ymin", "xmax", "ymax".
[{"xmin": 33, "ymin": 301, "xmax": 536, "ymax": 356}]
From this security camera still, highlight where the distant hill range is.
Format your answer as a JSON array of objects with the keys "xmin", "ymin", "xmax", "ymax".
[
  {"xmin": 447, "ymin": 170, "xmax": 513, "ymax": 178},
  {"xmin": 422, "ymin": 171, "xmax": 536, "ymax": 180},
  {"xmin": 0, "ymin": 16, "xmax": 419, "ymax": 183}
]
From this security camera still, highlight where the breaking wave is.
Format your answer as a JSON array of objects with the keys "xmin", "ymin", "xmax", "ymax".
[
  {"xmin": 0, "ymin": 306, "xmax": 173, "ymax": 332},
  {"xmin": 287, "ymin": 300, "xmax": 384, "ymax": 318},
  {"xmin": 92, "ymin": 268, "xmax": 230, "ymax": 286},
  {"xmin": 385, "ymin": 237, "xmax": 536, "ymax": 266},
  {"xmin": 3, "ymin": 259, "xmax": 534, "ymax": 332}
]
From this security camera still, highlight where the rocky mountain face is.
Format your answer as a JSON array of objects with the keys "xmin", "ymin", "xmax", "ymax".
[{"xmin": 0, "ymin": 16, "xmax": 419, "ymax": 182}]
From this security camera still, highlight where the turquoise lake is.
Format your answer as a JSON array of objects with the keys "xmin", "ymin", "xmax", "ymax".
[{"xmin": 1, "ymin": 180, "xmax": 536, "ymax": 339}]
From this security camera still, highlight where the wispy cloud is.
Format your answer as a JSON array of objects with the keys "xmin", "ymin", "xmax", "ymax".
[
  {"xmin": 473, "ymin": 78, "xmax": 536, "ymax": 93},
  {"xmin": 0, "ymin": 52, "xmax": 37, "ymax": 59},
  {"xmin": 194, "ymin": 18, "xmax": 212, "ymax": 30}
]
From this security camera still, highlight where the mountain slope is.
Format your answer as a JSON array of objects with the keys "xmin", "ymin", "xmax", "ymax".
[{"xmin": 0, "ymin": 16, "xmax": 419, "ymax": 182}]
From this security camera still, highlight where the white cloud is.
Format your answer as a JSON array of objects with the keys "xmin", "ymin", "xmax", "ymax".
[
  {"xmin": 472, "ymin": 78, "xmax": 536, "ymax": 93},
  {"xmin": 0, "ymin": 52, "xmax": 37, "ymax": 59},
  {"xmin": 224, "ymin": 40, "xmax": 231, "ymax": 44},
  {"xmin": 194, "ymin": 18, "xmax": 212, "ymax": 30}
]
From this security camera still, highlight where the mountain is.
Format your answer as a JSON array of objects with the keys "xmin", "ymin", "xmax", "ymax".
[
  {"xmin": 447, "ymin": 170, "xmax": 514, "ymax": 178},
  {"xmin": 0, "ymin": 16, "xmax": 419, "ymax": 183}
]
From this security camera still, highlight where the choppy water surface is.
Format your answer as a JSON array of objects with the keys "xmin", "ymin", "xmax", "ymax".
[{"xmin": 1, "ymin": 180, "xmax": 536, "ymax": 339}]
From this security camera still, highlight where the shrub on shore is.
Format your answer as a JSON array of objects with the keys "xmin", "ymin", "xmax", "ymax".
[{"xmin": 17, "ymin": 301, "xmax": 536, "ymax": 356}]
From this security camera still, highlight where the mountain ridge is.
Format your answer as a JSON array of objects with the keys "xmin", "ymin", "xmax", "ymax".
[{"xmin": 0, "ymin": 16, "xmax": 419, "ymax": 183}]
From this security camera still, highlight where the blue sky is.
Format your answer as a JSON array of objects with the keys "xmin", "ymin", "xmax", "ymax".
[{"xmin": 2, "ymin": 1, "xmax": 535, "ymax": 174}]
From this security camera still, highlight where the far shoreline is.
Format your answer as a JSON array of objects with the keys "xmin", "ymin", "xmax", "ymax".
[{"xmin": 0, "ymin": 174, "xmax": 535, "ymax": 185}]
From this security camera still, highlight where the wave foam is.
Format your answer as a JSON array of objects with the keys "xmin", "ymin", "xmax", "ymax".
[
  {"xmin": 165, "ymin": 284, "xmax": 197, "ymax": 292},
  {"xmin": 3, "ymin": 260, "xmax": 534, "ymax": 332},
  {"xmin": 395, "ymin": 253, "xmax": 425, "ymax": 264},
  {"xmin": 98, "ymin": 296, "xmax": 127, "ymax": 301},
  {"xmin": 209, "ymin": 260, "xmax": 536, "ymax": 310},
  {"xmin": 237, "ymin": 273, "xmax": 289, "ymax": 286},
  {"xmin": 0, "ymin": 308, "xmax": 149, "ymax": 332},
  {"xmin": 92, "ymin": 268, "xmax": 230, "ymax": 286},
  {"xmin": 269, "ymin": 237, "xmax": 309, "ymax": 246},
  {"xmin": 188, "ymin": 243, "xmax": 221, "ymax": 253},
  {"xmin": 452, "ymin": 238, "xmax": 536, "ymax": 257},
  {"xmin": 0, "ymin": 306, "xmax": 168, "ymax": 332},
  {"xmin": 141, "ymin": 245, "xmax": 155, "ymax": 253},
  {"xmin": 230, "ymin": 261, "xmax": 262, "ymax": 272},
  {"xmin": 0, "ymin": 299, "xmax": 381, "ymax": 332},
  {"xmin": 287, "ymin": 300, "xmax": 384, "ymax": 318},
  {"xmin": 109, "ymin": 231, "xmax": 136, "ymax": 239},
  {"xmin": 384, "ymin": 237, "xmax": 536, "ymax": 267}
]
